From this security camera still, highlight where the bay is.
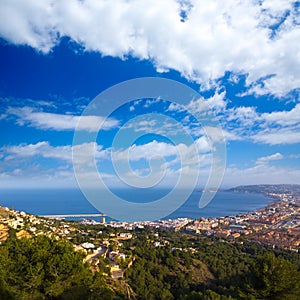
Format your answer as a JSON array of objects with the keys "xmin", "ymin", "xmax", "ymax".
[{"xmin": 0, "ymin": 188, "xmax": 273, "ymax": 221}]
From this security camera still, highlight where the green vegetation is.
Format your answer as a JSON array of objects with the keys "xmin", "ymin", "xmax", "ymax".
[
  {"xmin": 0, "ymin": 234, "xmax": 124, "ymax": 300},
  {"xmin": 227, "ymin": 184, "xmax": 300, "ymax": 196},
  {"xmin": 124, "ymin": 231, "xmax": 300, "ymax": 299},
  {"xmin": 0, "ymin": 226, "xmax": 300, "ymax": 299}
]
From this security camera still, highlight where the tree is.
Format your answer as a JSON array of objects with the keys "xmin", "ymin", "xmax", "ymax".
[
  {"xmin": 247, "ymin": 253, "xmax": 300, "ymax": 299},
  {"xmin": 0, "ymin": 235, "xmax": 118, "ymax": 299}
]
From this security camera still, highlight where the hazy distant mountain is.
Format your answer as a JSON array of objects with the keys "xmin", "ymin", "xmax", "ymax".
[{"xmin": 227, "ymin": 184, "xmax": 300, "ymax": 195}]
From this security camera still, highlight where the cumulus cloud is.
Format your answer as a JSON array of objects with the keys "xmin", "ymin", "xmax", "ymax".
[
  {"xmin": 194, "ymin": 93, "xmax": 300, "ymax": 145},
  {"xmin": 2, "ymin": 141, "xmax": 71, "ymax": 161},
  {"xmin": 113, "ymin": 140, "xmax": 178, "ymax": 162},
  {"xmin": 240, "ymin": 104, "xmax": 300, "ymax": 145},
  {"xmin": 252, "ymin": 127, "xmax": 300, "ymax": 145},
  {"xmin": 223, "ymin": 163, "xmax": 300, "ymax": 186},
  {"xmin": 1, "ymin": 141, "xmax": 107, "ymax": 163},
  {"xmin": 105, "ymin": 138, "xmax": 214, "ymax": 188},
  {"xmin": 0, "ymin": 0, "xmax": 299, "ymax": 96},
  {"xmin": 7, "ymin": 106, "xmax": 119, "ymax": 132},
  {"xmin": 256, "ymin": 152, "xmax": 284, "ymax": 164},
  {"xmin": 0, "ymin": 141, "xmax": 115, "ymax": 188},
  {"xmin": 122, "ymin": 112, "xmax": 204, "ymax": 139},
  {"xmin": 166, "ymin": 82, "xmax": 300, "ymax": 145},
  {"xmin": 111, "ymin": 137, "xmax": 213, "ymax": 176},
  {"xmin": 227, "ymin": 106, "xmax": 260, "ymax": 126},
  {"xmin": 186, "ymin": 90, "xmax": 227, "ymax": 115},
  {"xmin": 261, "ymin": 103, "xmax": 300, "ymax": 126}
]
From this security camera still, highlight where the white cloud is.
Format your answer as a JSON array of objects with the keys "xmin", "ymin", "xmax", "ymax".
[
  {"xmin": 7, "ymin": 106, "xmax": 119, "ymax": 131},
  {"xmin": 108, "ymin": 139, "xmax": 214, "ymax": 188},
  {"xmin": 205, "ymin": 99, "xmax": 300, "ymax": 145},
  {"xmin": 112, "ymin": 134, "xmax": 213, "ymax": 161},
  {"xmin": 0, "ymin": 114, "xmax": 7, "ymax": 120},
  {"xmin": 194, "ymin": 136, "xmax": 210, "ymax": 153},
  {"xmin": 252, "ymin": 127, "xmax": 300, "ymax": 145},
  {"xmin": 256, "ymin": 152, "xmax": 284, "ymax": 164},
  {"xmin": 0, "ymin": 0, "xmax": 299, "ymax": 96},
  {"xmin": 223, "ymin": 163, "xmax": 300, "ymax": 187},
  {"xmin": 113, "ymin": 140, "xmax": 179, "ymax": 162},
  {"xmin": 167, "ymin": 102, "xmax": 184, "ymax": 112},
  {"xmin": 186, "ymin": 90, "xmax": 227, "ymax": 115},
  {"xmin": 1, "ymin": 141, "xmax": 107, "ymax": 163},
  {"xmin": 0, "ymin": 138, "xmax": 215, "ymax": 188},
  {"xmin": 203, "ymin": 126, "xmax": 229, "ymax": 143},
  {"xmin": 227, "ymin": 106, "xmax": 260, "ymax": 126},
  {"xmin": 168, "ymin": 84, "xmax": 300, "ymax": 146},
  {"xmin": 261, "ymin": 103, "xmax": 300, "ymax": 126},
  {"xmin": 2, "ymin": 141, "xmax": 72, "ymax": 162},
  {"xmin": 0, "ymin": 167, "xmax": 80, "ymax": 189},
  {"xmin": 122, "ymin": 114, "xmax": 198, "ymax": 138}
]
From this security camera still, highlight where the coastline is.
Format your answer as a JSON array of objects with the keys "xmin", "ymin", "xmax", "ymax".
[
  {"xmin": 0, "ymin": 187, "xmax": 284, "ymax": 222},
  {"xmin": 1, "ymin": 184, "xmax": 300, "ymax": 251},
  {"xmin": 186, "ymin": 185, "xmax": 300, "ymax": 251}
]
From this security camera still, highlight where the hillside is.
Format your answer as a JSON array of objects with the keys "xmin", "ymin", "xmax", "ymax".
[
  {"xmin": 227, "ymin": 184, "xmax": 300, "ymax": 196},
  {"xmin": 0, "ymin": 205, "xmax": 300, "ymax": 299}
]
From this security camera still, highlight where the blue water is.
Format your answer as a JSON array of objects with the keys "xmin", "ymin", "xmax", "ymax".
[{"xmin": 0, "ymin": 188, "xmax": 273, "ymax": 221}]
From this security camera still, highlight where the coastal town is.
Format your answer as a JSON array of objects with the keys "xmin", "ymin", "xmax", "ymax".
[
  {"xmin": 185, "ymin": 185, "xmax": 300, "ymax": 251},
  {"xmin": 1, "ymin": 184, "xmax": 300, "ymax": 280},
  {"xmin": 101, "ymin": 184, "xmax": 300, "ymax": 252}
]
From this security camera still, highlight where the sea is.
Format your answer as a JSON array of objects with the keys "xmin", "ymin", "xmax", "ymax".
[{"xmin": 0, "ymin": 188, "xmax": 274, "ymax": 222}]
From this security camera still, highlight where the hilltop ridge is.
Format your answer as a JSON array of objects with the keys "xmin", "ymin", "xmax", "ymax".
[{"xmin": 227, "ymin": 184, "xmax": 300, "ymax": 195}]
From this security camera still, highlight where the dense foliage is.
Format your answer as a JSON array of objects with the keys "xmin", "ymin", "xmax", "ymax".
[
  {"xmin": 0, "ymin": 228, "xmax": 300, "ymax": 299},
  {"xmin": 0, "ymin": 234, "xmax": 123, "ymax": 300},
  {"xmin": 124, "ymin": 232, "xmax": 300, "ymax": 299}
]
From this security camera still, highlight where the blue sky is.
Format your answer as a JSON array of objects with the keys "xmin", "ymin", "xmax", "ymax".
[{"xmin": 0, "ymin": 0, "xmax": 300, "ymax": 189}]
